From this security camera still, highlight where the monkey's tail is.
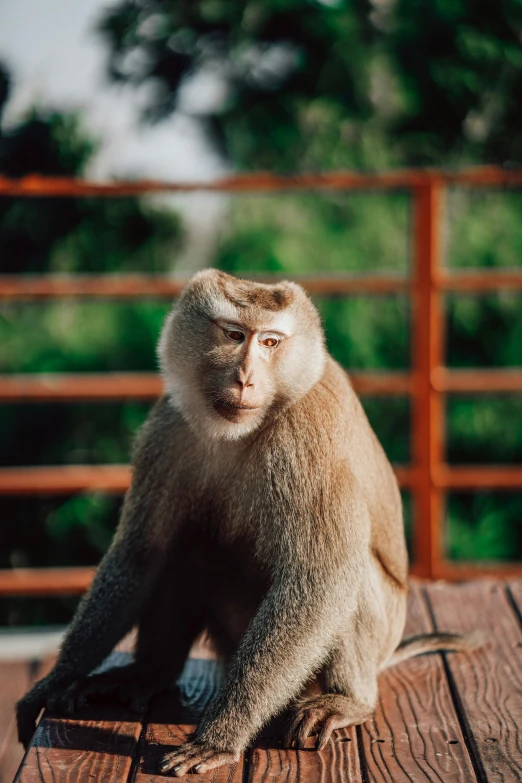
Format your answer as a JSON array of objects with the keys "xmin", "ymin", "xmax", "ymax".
[{"xmin": 384, "ymin": 630, "xmax": 487, "ymax": 669}]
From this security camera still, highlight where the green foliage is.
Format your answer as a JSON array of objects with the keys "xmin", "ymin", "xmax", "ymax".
[
  {"xmin": 447, "ymin": 493, "xmax": 522, "ymax": 562},
  {"xmin": 447, "ymin": 293, "xmax": 522, "ymax": 369},
  {"xmin": 217, "ymin": 192, "xmax": 409, "ymax": 274},
  {"xmin": 97, "ymin": 0, "xmax": 522, "ymax": 167},
  {"xmin": 212, "ymin": 187, "xmax": 522, "ymax": 566},
  {"xmin": 0, "ymin": 302, "xmax": 167, "ymax": 373},
  {"xmin": 447, "ymin": 396, "xmax": 522, "ymax": 465},
  {"xmin": 1, "ymin": 0, "xmax": 522, "ymax": 622},
  {"xmin": 0, "ymin": 67, "xmax": 182, "ymax": 623}
]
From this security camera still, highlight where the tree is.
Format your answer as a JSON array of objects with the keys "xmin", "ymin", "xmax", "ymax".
[
  {"xmin": 97, "ymin": 3, "xmax": 522, "ymax": 565},
  {"xmin": 97, "ymin": 0, "xmax": 522, "ymax": 168},
  {"xmin": 0, "ymin": 63, "xmax": 182, "ymax": 624}
]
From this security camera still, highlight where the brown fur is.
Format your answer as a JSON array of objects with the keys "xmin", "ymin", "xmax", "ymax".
[
  {"xmin": 16, "ymin": 270, "xmax": 479, "ymax": 775},
  {"xmin": 216, "ymin": 270, "xmax": 294, "ymax": 310}
]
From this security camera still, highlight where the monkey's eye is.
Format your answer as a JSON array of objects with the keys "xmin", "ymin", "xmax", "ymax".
[
  {"xmin": 226, "ymin": 329, "xmax": 245, "ymax": 343},
  {"xmin": 260, "ymin": 336, "xmax": 279, "ymax": 348}
]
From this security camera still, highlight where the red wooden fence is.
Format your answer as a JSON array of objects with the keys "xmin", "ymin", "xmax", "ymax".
[{"xmin": 0, "ymin": 167, "xmax": 521, "ymax": 595}]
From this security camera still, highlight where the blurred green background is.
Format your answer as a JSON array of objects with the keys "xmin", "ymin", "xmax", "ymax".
[{"xmin": 1, "ymin": 0, "xmax": 521, "ymax": 624}]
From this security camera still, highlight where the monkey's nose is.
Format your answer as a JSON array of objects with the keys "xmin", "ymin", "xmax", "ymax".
[{"xmin": 236, "ymin": 368, "xmax": 254, "ymax": 389}]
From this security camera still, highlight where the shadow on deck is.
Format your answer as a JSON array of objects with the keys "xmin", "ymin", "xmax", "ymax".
[{"xmin": 1, "ymin": 579, "xmax": 521, "ymax": 782}]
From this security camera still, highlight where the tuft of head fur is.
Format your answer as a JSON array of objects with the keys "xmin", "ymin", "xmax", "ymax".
[{"xmin": 158, "ymin": 270, "xmax": 326, "ymax": 441}]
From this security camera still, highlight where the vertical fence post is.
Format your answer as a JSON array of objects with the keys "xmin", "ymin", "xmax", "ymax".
[{"xmin": 411, "ymin": 179, "xmax": 444, "ymax": 579}]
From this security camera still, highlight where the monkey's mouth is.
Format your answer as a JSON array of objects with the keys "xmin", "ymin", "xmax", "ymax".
[{"xmin": 213, "ymin": 399, "xmax": 261, "ymax": 421}]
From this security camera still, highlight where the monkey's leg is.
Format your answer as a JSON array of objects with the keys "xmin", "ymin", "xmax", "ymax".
[
  {"xmin": 284, "ymin": 637, "xmax": 378, "ymax": 750},
  {"xmin": 159, "ymin": 576, "xmax": 343, "ymax": 776}
]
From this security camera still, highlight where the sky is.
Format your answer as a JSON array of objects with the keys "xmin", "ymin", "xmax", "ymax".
[
  {"xmin": 0, "ymin": 0, "xmax": 228, "ymax": 269},
  {"xmin": 0, "ymin": 0, "xmax": 225, "ymax": 182}
]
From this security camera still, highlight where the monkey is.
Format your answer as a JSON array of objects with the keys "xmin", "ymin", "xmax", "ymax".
[{"xmin": 16, "ymin": 269, "xmax": 482, "ymax": 775}]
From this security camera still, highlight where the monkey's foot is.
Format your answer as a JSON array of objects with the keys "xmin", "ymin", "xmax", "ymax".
[
  {"xmin": 47, "ymin": 665, "xmax": 160, "ymax": 715},
  {"xmin": 284, "ymin": 694, "xmax": 369, "ymax": 750},
  {"xmin": 159, "ymin": 741, "xmax": 239, "ymax": 777}
]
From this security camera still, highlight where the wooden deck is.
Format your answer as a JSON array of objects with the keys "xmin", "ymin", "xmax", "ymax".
[{"xmin": 2, "ymin": 579, "xmax": 521, "ymax": 782}]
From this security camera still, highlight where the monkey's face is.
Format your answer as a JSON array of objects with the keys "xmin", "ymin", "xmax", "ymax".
[
  {"xmin": 158, "ymin": 270, "xmax": 326, "ymax": 441},
  {"xmin": 203, "ymin": 314, "xmax": 291, "ymax": 427}
]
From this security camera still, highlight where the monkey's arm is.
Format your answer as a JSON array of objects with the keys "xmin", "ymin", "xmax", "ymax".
[
  {"xmin": 160, "ymin": 561, "xmax": 353, "ymax": 776},
  {"xmin": 16, "ymin": 532, "xmax": 157, "ymax": 746},
  {"xmin": 16, "ymin": 403, "xmax": 175, "ymax": 747}
]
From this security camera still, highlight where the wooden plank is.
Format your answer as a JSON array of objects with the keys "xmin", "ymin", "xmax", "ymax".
[
  {"xmin": 12, "ymin": 648, "xmax": 145, "ymax": 783},
  {"xmin": 1, "ymin": 271, "xmax": 521, "ymax": 301},
  {"xmin": 0, "ymin": 465, "xmax": 130, "ymax": 494},
  {"xmin": 0, "ymin": 273, "xmax": 410, "ymax": 299},
  {"xmin": 248, "ymin": 725, "xmax": 362, "ymax": 783},
  {"xmin": 2, "ymin": 462, "xmax": 520, "ymax": 498},
  {"xmin": 0, "ymin": 464, "xmax": 414, "ymax": 498},
  {"xmin": 360, "ymin": 583, "xmax": 478, "ymax": 782},
  {"xmin": 438, "ymin": 270, "xmax": 522, "ymax": 292},
  {"xmin": 0, "ymin": 662, "xmax": 33, "ymax": 783},
  {"xmin": 0, "ymin": 371, "xmax": 412, "ymax": 401},
  {"xmin": 4, "ymin": 650, "xmax": 220, "ymax": 783},
  {"xmin": 0, "ymin": 167, "xmax": 521, "ymax": 199},
  {"xmin": 136, "ymin": 659, "xmax": 245, "ymax": 782},
  {"xmin": 1, "ymin": 270, "xmax": 521, "ymax": 300},
  {"xmin": 506, "ymin": 580, "xmax": 522, "ymax": 626},
  {"xmin": 434, "ymin": 466, "xmax": 522, "ymax": 490},
  {"xmin": 427, "ymin": 581, "xmax": 522, "ymax": 782},
  {"xmin": 137, "ymin": 719, "xmax": 243, "ymax": 783},
  {"xmin": 434, "ymin": 563, "xmax": 522, "ymax": 582},
  {"xmin": 0, "ymin": 568, "xmax": 94, "ymax": 596},
  {"xmin": 0, "ymin": 654, "xmax": 61, "ymax": 783},
  {"xmin": 6, "ymin": 367, "xmax": 522, "ymax": 401},
  {"xmin": 14, "ymin": 706, "xmax": 143, "ymax": 783},
  {"xmin": 410, "ymin": 180, "xmax": 444, "ymax": 580},
  {"xmin": 0, "ymin": 374, "xmax": 164, "ymax": 402},
  {"xmin": 0, "ymin": 663, "xmax": 33, "ymax": 750},
  {"xmin": 246, "ymin": 658, "xmax": 361, "ymax": 778},
  {"xmin": 431, "ymin": 369, "xmax": 522, "ymax": 394}
]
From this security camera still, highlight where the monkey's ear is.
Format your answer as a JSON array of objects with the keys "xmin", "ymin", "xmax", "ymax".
[{"xmin": 157, "ymin": 308, "xmax": 176, "ymax": 367}]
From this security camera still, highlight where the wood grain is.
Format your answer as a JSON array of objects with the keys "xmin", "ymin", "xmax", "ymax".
[
  {"xmin": 427, "ymin": 581, "xmax": 522, "ymax": 782},
  {"xmin": 14, "ymin": 652, "xmax": 144, "ymax": 783},
  {"xmin": 361, "ymin": 584, "xmax": 478, "ymax": 782},
  {"xmin": 14, "ymin": 705, "xmax": 143, "ymax": 783},
  {"xmin": 248, "ymin": 725, "xmax": 361, "ymax": 783},
  {"xmin": 8, "ymin": 580, "xmax": 522, "ymax": 782},
  {"xmin": 137, "ymin": 718, "xmax": 244, "ymax": 783},
  {"xmin": 0, "ymin": 662, "xmax": 33, "ymax": 783},
  {"xmin": 135, "ymin": 659, "xmax": 243, "ymax": 783},
  {"xmin": 506, "ymin": 581, "xmax": 522, "ymax": 628}
]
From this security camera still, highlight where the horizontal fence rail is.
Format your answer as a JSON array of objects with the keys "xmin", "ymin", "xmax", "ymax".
[
  {"xmin": 0, "ymin": 273, "xmax": 410, "ymax": 298},
  {"xmin": 0, "ymin": 372, "xmax": 414, "ymax": 400},
  {"xmin": 0, "ymin": 464, "xmax": 416, "ymax": 494},
  {"xmin": 0, "ymin": 567, "xmax": 95, "ymax": 596},
  {"xmin": 2, "ymin": 369, "xmax": 522, "ymax": 402},
  {"xmin": 2, "ymin": 463, "xmax": 522, "ymax": 494},
  {"xmin": 1, "ymin": 167, "xmax": 522, "ymax": 197},
  {"xmin": 1, "ymin": 270, "xmax": 522, "ymax": 299},
  {"xmin": 0, "ymin": 167, "xmax": 521, "ymax": 594}
]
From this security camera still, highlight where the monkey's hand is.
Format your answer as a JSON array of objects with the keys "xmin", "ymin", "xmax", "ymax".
[
  {"xmin": 159, "ymin": 740, "xmax": 240, "ymax": 777},
  {"xmin": 16, "ymin": 674, "xmax": 69, "ymax": 748},
  {"xmin": 284, "ymin": 694, "xmax": 363, "ymax": 750},
  {"xmin": 17, "ymin": 688, "xmax": 46, "ymax": 749},
  {"xmin": 47, "ymin": 664, "xmax": 163, "ymax": 715}
]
